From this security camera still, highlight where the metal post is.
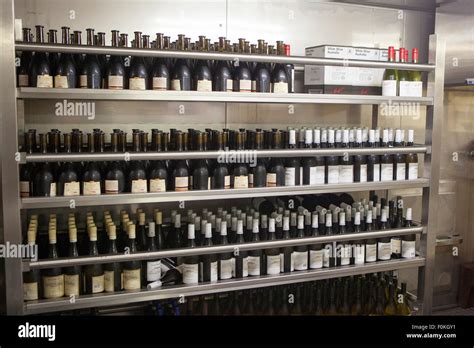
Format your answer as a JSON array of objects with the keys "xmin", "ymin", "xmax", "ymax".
[
  {"xmin": 417, "ymin": 34, "xmax": 445, "ymax": 315},
  {"xmin": 0, "ymin": 0, "xmax": 24, "ymax": 314}
]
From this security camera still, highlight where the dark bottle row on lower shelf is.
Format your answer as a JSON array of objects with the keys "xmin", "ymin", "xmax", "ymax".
[
  {"xmin": 23, "ymin": 194, "xmax": 417, "ymax": 301},
  {"xmin": 20, "ymin": 127, "xmax": 419, "ymax": 197}
]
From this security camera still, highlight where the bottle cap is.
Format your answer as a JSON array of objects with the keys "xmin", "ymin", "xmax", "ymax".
[
  {"xmin": 109, "ymin": 225, "xmax": 117, "ymax": 240},
  {"xmin": 69, "ymin": 226, "xmax": 77, "ymax": 242},
  {"xmin": 148, "ymin": 221, "xmax": 156, "ymax": 237},
  {"xmin": 128, "ymin": 224, "xmax": 136, "ymax": 239},
  {"xmin": 89, "ymin": 225, "xmax": 98, "ymax": 241}
]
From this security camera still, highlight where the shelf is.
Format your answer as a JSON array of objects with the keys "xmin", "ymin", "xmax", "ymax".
[
  {"xmin": 21, "ymin": 145, "xmax": 429, "ymax": 163},
  {"xmin": 23, "ymin": 257, "xmax": 425, "ymax": 314},
  {"xmin": 16, "ymin": 88, "xmax": 434, "ymax": 105},
  {"xmin": 15, "ymin": 42, "xmax": 436, "ymax": 71},
  {"xmin": 25, "ymin": 226, "xmax": 424, "ymax": 270},
  {"xmin": 20, "ymin": 179, "xmax": 430, "ymax": 209}
]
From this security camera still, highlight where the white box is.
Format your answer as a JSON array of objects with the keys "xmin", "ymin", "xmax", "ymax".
[
  {"xmin": 305, "ymin": 45, "xmax": 353, "ymax": 59},
  {"xmin": 304, "ymin": 65, "xmax": 356, "ymax": 86},
  {"xmin": 355, "ymin": 67, "xmax": 384, "ymax": 87},
  {"xmin": 351, "ymin": 48, "xmax": 380, "ymax": 61}
]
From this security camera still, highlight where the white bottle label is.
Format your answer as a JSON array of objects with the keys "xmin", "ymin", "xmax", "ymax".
[
  {"xmin": 147, "ymin": 260, "xmax": 161, "ymax": 282},
  {"xmin": 408, "ymin": 163, "xmax": 418, "ymax": 180},
  {"xmin": 108, "ymin": 75, "xmax": 124, "ymax": 89},
  {"xmin": 328, "ymin": 165, "xmax": 339, "ymax": 184},
  {"xmin": 37, "ymin": 74, "xmax": 53, "ymax": 88},
  {"xmin": 131, "ymin": 179, "xmax": 147, "ymax": 193},
  {"xmin": 19, "ymin": 74, "xmax": 29, "ymax": 87},
  {"xmin": 64, "ymin": 181, "xmax": 80, "ymax": 196},
  {"xmin": 20, "ymin": 181, "xmax": 30, "ymax": 197},
  {"xmin": 23, "ymin": 282, "xmax": 39, "ymax": 301},
  {"xmin": 266, "ymin": 173, "xmax": 277, "ymax": 187},
  {"xmin": 197, "ymin": 79, "xmax": 212, "ymax": 92},
  {"xmin": 175, "ymin": 176, "xmax": 188, "ymax": 191},
  {"xmin": 285, "ymin": 167, "xmax": 296, "ymax": 186},
  {"xmin": 50, "ymin": 182, "xmax": 56, "ymax": 197},
  {"xmin": 377, "ymin": 242, "xmax": 392, "ymax": 260},
  {"xmin": 43, "ymin": 275, "xmax": 64, "ymax": 299},
  {"xmin": 382, "ymin": 79, "xmax": 397, "ymax": 96},
  {"xmin": 92, "ymin": 274, "xmax": 105, "ymax": 293},
  {"xmin": 248, "ymin": 173, "xmax": 254, "ymax": 188},
  {"xmin": 171, "ymin": 79, "xmax": 181, "ymax": 91},
  {"xmin": 399, "ymin": 80, "xmax": 411, "ymax": 97},
  {"xmin": 123, "ymin": 269, "xmax": 141, "ymax": 290},
  {"xmin": 105, "ymin": 180, "xmax": 119, "ymax": 194},
  {"xmin": 219, "ymin": 259, "xmax": 233, "ymax": 279},
  {"xmin": 211, "ymin": 261, "xmax": 218, "ymax": 282},
  {"xmin": 402, "ymin": 240, "xmax": 416, "ymax": 258},
  {"xmin": 239, "ymin": 79, "xmax": 251, "ymax": 92},
  {"xmin": 340, "ymin": 245, "xmax": 351, "ymax": 265},
  {"xmin": 54, "ymin": 75, "xmax": 69, "ymax": 88},
  {"xmin": 104, "ymin": 270, "xmax": 116, "ymax": 292},
  {"xmin": 224, "ymin": 175, "xmax": 231, "ymax": 189},
  {"xmin": 391, "ymin": 238, "xmax": 401, "ymax": 254},
  {"xmin": 360, "ymin": 164, "xmax": 368, "ymax": 182},
  {"xmin": 381, "ymin": 163, "xmax": 393, "ymax": 181},
  {"xmin": 248, "ymin": 256, "xmax": 261, "ymax": 276},
  {"xmin": 182, "ymin": 263, "xmax": 199, "ymax": 284},
  {"xmin": 83, "ymin": 181, "xmax": 101, "ymax": 195},
  {"xmin": 409, "ymin": 81, "xmax": 423, "ymax": 97},
  {"xmin": 354, "ymin": 244, "xmax": 365, "ymax": 265},
  {"xmin": 150, "ymin": 178, "xmax": 166, "ymax": 192},
  {"xmin": 396, "ymin": 164, "xmax": 406, "ymax": 181},
  {"xmin": 293, "ymin": 251, "xmax": 308, "ymax": 270},
  {"xmin": 372, "ymin": 163, "xmax": 380, "ymax": 182},
  {"xmin": 309, "ymin": 249, "xmax": 323, "ymax": 269},
  {"xmin": 79, "ymin": 75, "xmax": 88, "ymax": 88},
  {"xmin": 64, "ymin": 274, "xmax": 80, "ymax": 296},
  {"xmin": 323, "ymin": 248, "xmax": 330, "ymax": 267},
  {"xmin": 226, "ymin": 79, "xmax": 233, "ymax": 91},
  {"xmin": 366, "ymin": 244, "xmax": 377, "ymax": 262},
  {"xmin": 129, "ymin": 77, "xmax": 146, "ymax": 90},
  {"xmin": 308, "ymin": 167, "xmax": 317, "ymax": 185},
  {"xmin": 152, "ymin": 77, "xmax": 167, "ymax": 90},
  {"xmin": 339, "ymin": 165, "xmax": 354, "ymax": 183},
  {"xmin": 266, "ymin": 254, "xmax": 281, "ymax": 275},
  {"xmin": 272, "ymin": 81, "xmax": 288, "ymax": 93},
  {"xmin": 234, "ymin": 175, "xmax": 249, "ymax": 189},
  {"xmin": 315, "ymin": 166, "xmax": 325, "ymax": 184},
  {"xmin": 251, "ymin": 80, "xmax": 257, "ymax": 92}
]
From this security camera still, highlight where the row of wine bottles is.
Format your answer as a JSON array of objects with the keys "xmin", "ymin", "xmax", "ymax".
[
  {"xmin": 20, "ymin": 127, "xmax": 419, "ymax": 197},
  {"xmin": 150, "ymin": 273, "xmax": 411, "ymax": 316},
  {"xmin": 23, "ymin": 195, "xmax": 417, "ymax": 300},
  {"xmin": 17, "ymin": 26, "xmax": 294, "ymax": 92}
]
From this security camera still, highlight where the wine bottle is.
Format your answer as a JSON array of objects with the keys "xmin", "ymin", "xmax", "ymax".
[
  {"xmin": 42, "ymin": 222, "xmax": 64, "ymax": 299},
  {"xmin": 128, "ymin": 131, "xmax": 148, "ymax": 193},
  {"xmin": 248, "ymin": 219, "xmax": 263, "ymax": 276},
  {"xmin": 309, "ymin": 212, "xmax": 323, "ymax": 269},
  {"xmin": 17, "ymin": 27, "xmax": 33, "ymax": 87},
  {"xmin": 57, "ymin": 133, "xmax": 81, "ymax": 196},
  {"xmin": 408, "ymin": 48, "xmax": 423, "ymax": 96},
  {"xmin": 218, "ymin": 221, "xmax": 233, "ymax": 280},
  {"xmin": 233, "ymin": 219, "xmax": 249, "ymax": 278},
  {"xmin": 367, "ymin": 129, "xmax": 381, "ymax": 182},
  {"xmin": 104, "ymin": 224, "xmax": 122, "ymax": 292},
  {"xmin": 401, "ymin": 208, "xmax": 416, "ymax": 259},
  {"xmin": 129, "ymin": 32, "xmax": 148, "ymax": 90},
  {"xmin": 200, "ymin": 222, "xmax": 218, "ymax": 282},
  {"xmin": 339, "ymin": 129, "xmax": 354, "ymax": 184},
  {"xmin": 20, "ymin": 130, "xmax": 36, "ymax": 198},
  {"xmin": 249, "ymin": 131, "xmax": 267, "ymax": 187},
  {"xmin": 23, "ymin": 222, "xmax": 40, "ymax": 301},
  {"xmin": 82, "ymin": 133, "xmax": 102, "ymax": 195},
  {"xmin": 78, "ymin": 28, "xmax": 102, "ymax": 88},
  {"xmin": 280, "ymin": 216, "xmax": 294, "ymax": 273},
  {"xmin": 398, "ymin": 48, "xmax": 410, "ymax": 97},
  {"xmin": 301, "ymin": 129, "xmax": 318, "ymax": 185},
  {"xmin": 63, "ymin": 224, "xmax": 82, "ymax": 297},
  {"xmin": 123, "ymin": 224, "xmax": 142, "ymax": 290},
  {"xmin": 353, "ymin": 128, "xmax": 367, "ymax": 183},
  {"xmin": 106, "ymin": 30, "xmax": 125, "ymax": 89},
  {"xmin": 252, "ymin": 40, "xmax": 271, "ymax": 92},
  {"xmin": 55, "ymin": 27, "xmax": 76, "ymax": 88},
  {"xmin": 170, "ymin": 131, "xmax": 189, "ymax": 191},
  {"xmin": 293, "ymin": 215, "xmax": 308, "ymax": 271},
  {"xmin": 29, "ymin": 25, "xmax": 53, "ymax": 88},
  {"xmin": 105, "ymin": 132, "xmax": 126, "ymax": 194},
  {"xmin": 284, "ymin": 129, "xmax": 301, "ymax": 186},
  {"xmin": 266, "ymin": 130, "xmax": 285, "ymax": 187},
  {"xmin": 377, "ymin": 209, "xmax": 392, "ymax": 261},
  {"xmin": 192, "ymin": 36, "xmax": 212, "ymax": 91},
  {"xmin": 406, "ymin": 129, "xmax": 418, "ymax": 180},
  {"xmin": 182, "ymin": 224, "xmax": 199, "ymax": 284},
  {"xmin": 171, "ymin": 35, "xmax": 192, "ymax": 91},
  {"xmin": 384, "ymin": 283, "xmax": 398, "ymax": 315},
  {"xmin": 213, "ymin": 37, "xmax": 233, "ymax": 91},
  {"xmin": 143, "ymin": 221, "xmax": 161, "ymax": 286},
  {"xmin": 151, "ymin": 33, "xmax": 170, "ymax": 90},
  {"xmin": 84, "ymin": 225, "xmax": 105, "ymax": 294},
  {"xmin": 192, "ymin": 131, "xmax": 210, "ymax": 190},
  {"xmin": 393, "ymin": 129, "xmax": 406, "ymax": 181},
  {"xmin": 137, "ymin": 212, "xmax": 147, "ymax": 251},
  {"xmin": 265, "ymin": 217, "xmax": 280, "ymax": 275},
  {"xmin": 232, "ymin": 131, "xmax": 249, "ymax": 189},
  {"xmin": 33, "ymin": 133, "xmax": 56, "ymax": 197},
  {"xmin": 271, "ymin": 41, "xmax": 289, "ymax": 93},
  {"xmin": 232, "ymin": 39, "xmax": 252, "ymax": 92},
  {"xmin": 284, "ymin": 44, "xmax": 295, "ymax": 93},
  {"xmin": 396, "ymin": 282, "xmax": 411, "ymax": 315},
  {"xmin": 382, "ymin": 46, "xmax": 398, "ymax": 96},
  {"xmin": 380, "ymin": 129, "xmax": 394, "ymax": 182},
  {"xmin": 326, "ymin": 129, "xmax": 339, "ymax": 184}
]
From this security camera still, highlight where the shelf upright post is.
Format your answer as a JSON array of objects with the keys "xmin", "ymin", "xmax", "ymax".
[
  {"xmin": 417, "ymin": 34, "xmax": 445, "ymax": 315},
  {"xmin": 0, "ymin": 0, "xmax": 24, "ymax": 315}
]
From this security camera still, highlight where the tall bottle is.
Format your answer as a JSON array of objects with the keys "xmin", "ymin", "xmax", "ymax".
[
  {"xmin": 284, "ymin": 129, "xmax": 301, "ymax": 186},
  {"xmin": 408, "ymin": 48, "xmax": 423, "ymax": 97},
  {"xmin": 84, "ymin": 225, "xmax": 105, "ymax": 294},
  {"xmin": 42, "ymin": 222, "xmax": 64, "ymax": 299},
  {"xmin": 200, "ymin": 223, "xmax": 218, "ymax": 282},
  {"xmin": 171, "ymin": 34, "xmax": 192, "ymax": 91},
  {"xmin": 106, "ymin": 30, "xmax": 126, "ymax": 89},
  {"xmin": 29, "ymin": 25, "xmax": 53, "ymax": 88},
  {"xmin": 233, "ymin": 39, "xmax": 252, "ymax": 92},
  {"xmin": 123, "ymin": 224, "xmax": 142, "ymax": 290},
  {"xmin": 301, "ymin": 129, "xmax": 318, "ymax": 185},
  {"xmin": 82, "ymin": 133, "xmax": 102, "ymax": 195},
  {"xmin": 406, "ymin": 129, "xmax": 418, "ymax": 180},
  {"xmin": 248, "ymin": 219, "xmax": 264, "ymax": 276},
  {"xmin": 353, "ymin": 128, "xmax": 368, "ymax": 183},
  {"xmin": 232, "ymin": 131, "xmax": 249, "ymax": 189},
  {"xmin": 393, "ymin": 129, "xmax": 406, "ymax": 181},
  {"xmin": 170, "ymin": 131, "xmax": 189, "ymax": 191},
  {"xmin": 183, "ymin": 224, "xmax": 199, "ymax": 284},
  {"xmin": 265, "ymin": 217, "xmax": 281, "ymax": 275},
  {"xmin": 79, "ymin": 28, "xmax": 102, "ymax": 88},
  {"xmin": 339, "ymin": 129, "xmax": 354, "ymax": 183},
  {"xmin": 104, "ymin": 224, "xmax": 122, "ymax": 292},
  {"xmin": 380, "ymin": 129, "xmax": 394, "ymax": 182},
  {"xmin": 55, "ymin": 27, "xmax": 77, "ymax": 88},
  {"xmin": 280, "ymin": 216, "xmax": 294, "ymax": 273},
  {"xmin": 309, "ymin": 213, "xmax": 323, "ymax": 269},
  {"xmin": 252, "ymin": 39, "xmax": 271, "ymax": 92},
  {"xmin": 128, "ymin": 32, "xmax": 148, "ymax": 90},
  {"xmin": 326, "ymin": 129, "xmax": 339, "ymax": 184},
  {"xmin": 192, "ymin": 36, "xmax": 213, "ymax": 91},
  {"xmin": 249, "ymin": 130, "xmax": 267, "ymax": 187},
  {"xmin": 284, "ymin": 44, "xmax": 295, "ymax": 93},
  {"xmin": 397, "ymin": 282, "xmax": 411, "ymax": 315},
  {"xmin": 148, "ymin": 131, "xmax": 168, "ymax": 192},
  {"xmin": 213, "ymin": 37, "xmax": 233, "ymax": 91},
  {"xmin": 192, "ymin": 131, "xmax": 210, "ymax": 190},
  {"xmin": 105, "ymin": 132, "xmax": 126, "ymax": 194},
  {"xmin": 151, "ymin": 33, "xmax": 170, "ymax": 90},
  {"xmin": 266, "ymin": 130, "xmax": 286, "ymax": 187},
  {"xmin": 233, "ymin": 219, "xmax": 249, "ymax": 278},
  {"xmin": 401, "ymin": 208, "xmax": 416, "ymax": 259},
  {"xmin": 33, "ymin": 134, "xmax": 56, "ymax": 197},
  {"xmin": 271, "ymin": 41, "xmax": 289, "ymax": 93},
  {"xmin": 128, "ymin": 131, "xmax": 148, "ymax": 193},
  {"xmin": 381, "ymin": 46, "xmax": 398, "ymax": 97},
  {"xmin": 23, "ymin": 221, "xmax": 40, "ymax": 301},
  {"xmin": 398, "ymin": 48, "xmax": 411, "ymax": 97},
  {"xmin": 367, "ymin": 129, "xmax": 381, "ymax": 182},
  {"xmin": 64, "ymin": 225, "xmax": 82, "ymax": 297},
  {"xmin": 293, "ymin": 215, "xmax": 309, "ymax": 271},
  {"xmin": 17, "ymin": 27, "xmax": 33, "ymax": 87},
  {"xmin": 57, "ymin": 133, "xmax": 81, "ymax": 196},
  {"xmin": 218, "ymin": 221, "xmax": 233, "ymax": 280},
  {"xmin": 377, "ymin": 209, "xmax": 392, "ymax": 261},
  {"xmin": 47, "ymin": 29, "xmax": 59, "ymax": 75},
  {"xmin": 144, "ymin": 222, "xmax": 162, "ymax": 286},
  {"xmin": 20, "ymin": 130, "xmax": 36, "ymax": 198},
  {"xmin": 211, "ymin": 131, "xmax": 230, "ymax": 189}
]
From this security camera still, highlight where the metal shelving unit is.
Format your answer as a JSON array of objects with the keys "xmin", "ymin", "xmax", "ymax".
[{"xmin": 0, "ymin": 0, "xmax": 444, "ymax": 315}]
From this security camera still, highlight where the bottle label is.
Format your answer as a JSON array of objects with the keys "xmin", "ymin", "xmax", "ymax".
[
  {"xmin": 251, "ymin": 80, "xmax": 257, "ymax": 92},
  {"xmin": 19, "ymin": 74, "xmax": 29, "ymax": 87},
  {"xmin": 130, "ymin": 179, "xmax": 146, "ymax": 193},
  {"xmin": 20, "ymin": 181, "xmax": 30, "ymax": 197},
  {"xmin": 339, "ymin": 165, "xmax": 354, "ymax": 183},
  {"xmin": 399, "ymin": 81, "xmax": 411, "ymax": 97},
  {"xmin": 197, "ymin": 80, "xmax": 212, "ymax": 92},
  {"xmin": 408, "ymin": 163, "xmax": 418, "ymax": 180},
  {"xmin": 365, "ymin": 243, "xmax": 377, "ymax": 262},
  {"xmin": 224, "ymin": 175, "xmax": 231, "ymax": 189},
  {"xmin": 360, "ymin": 164, "xmax": 368, "ymax": 183},
  {"xmin": 248, "ymin": 173, "xmax": 254, "ymax": 188},
  {"xmin": 104, "ymin": 270, "xmax": 116, "ymax": 292},
  {"xmin": 219, "ymin": 259, "xmax": 233, "ymax": 279},
  {"xmin": 402, "ymin": 240, "xmax": 416, "ymax": 258},
  {"xmin": 43, "ymin": 274, "xmax": 64, "ymax": 299},
  {"xmin": 175, "ymin": 176, "xmax": 188, "ymax": 191},
  {"xmin": 284, "ymin": 167, "xmax": 296, "ymax": 186},
  {"xmin": 309, "ymin": 249, "xmax": 323, "ymax": 269},
  {"xmin": 23, "ymin": 281, "xmax": 39, "ymax": 301},
  {"xmin": 79, "ymin": 75, "xmax": 88, "ymax": 88},
  {"xmin": 293, "ymin": 251, "xmax": 308, "ymax": 270},
  {"xmin": 37, "ymin": 74, "xmax": 53, "ymax": 88},
  {"xmin": 83, "ymin": 181, "xmax": 101, "ymax": 195},
  {"xmin": 171, "ymin": 79, "xmax": 181, "ymax": 91},
  {"xmin": 354, "ymin": 244, "xmax": 365, "ymax": 265},
  {"xmin": 239, "ymin": 80, "xmax": 251, "ymax": 92},
  {"xmin": 377, "ymin": 242, "xmax": 392, "ymax": 260},
  {"xmin": 408, "ymin": 81, "xmax": 423, "ymax": 97},
  {"xmin": 211, "ymin": 261, "xmax": 218, "ymax": 281},
  {"xmin": 92, "ymin": 274, "xmax": 105, "ymax": 293},
  {"xmin": 328, "ymin": 165, "xmax": 339, "ymax": 184},
  {"xmin": 266, "ymin": 254, "xmax": 281, "ymax": 275},
  {"xmin": 396, "ymin": 164, "xmax": 406, "ymax": 181},
  {"xmin": 382, "ymin": 80, "xmax": 397, "ymax": 97},
  {"xmin": 266, "ymin": 173, "xmax": 277, "ymax": 187},
  {"xmin": 54, "ymin": 75, "xmax": 69, "ymax": 88},
  {"xmin": 391, "ymin": 238, "xmax": 401, "ymax": 254},
  {"xmin": 248, "ymin": 256, "xmax": 261, "ymax": 276},
  {"xmin": 50, "ymin": 182, "xmax": 56, "ymax": 197},
  {"xmin": 64, "ymin": 181, "xmax": 80, "ymax": 196},
  {"xmin": 182, "ymin": 263, "xmax": 199, "ymax": 284},
  {"xmin": 147, "ymin": 260, "xmax": 161, "ymax": 282},
  {"xmin": 311, "ymin": 166, "xmax": 325, "ymax": 185},
  {"xmin": 64, "ymin": 274, "xmax": 80, "ymax": 296},
  {"xmin": 107, "ymin": 75, "xmax": 124, "ymax": 89},
  {"xmin": 381, "ymin": 163, "xmax": 393, "ymax": 181},
  {"xmin": 226, "ymin": 79, "xmax": 233, "ymax": 92},
  {"xmin": 372, "ymin": 163, "xmax": 380, "ymax": 182},
  {"xmin": 129, "ymin": 77, "xmax": 146, "ymax": 90},
  {"xmin": 152, "ymin": 77, "xmax": 168, "ymax": 90},
  {"xmin": 340, "ymin": 245, "xmax": 351, "ymax": 265},
  {"xmin": 123, "ymin": 269, "xmax": 141, "ymax": 290},
  {"xmin": 322, "ymin": 248, "xmax": 330, "ymax": 267},
  {"xmin": 272, "ymin": 81, "xmax": 288, "ymax": 93},
  {"xmin": 105, "ymin": 180, "xmax": 119, "ymax": 194},
  {"xmin": 150, "ymin": 178, "xmax": 166, "ymax": 192},
  {"xmin": 234, "ymin": 175, "xmax": 249, "ymax": 189}
]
